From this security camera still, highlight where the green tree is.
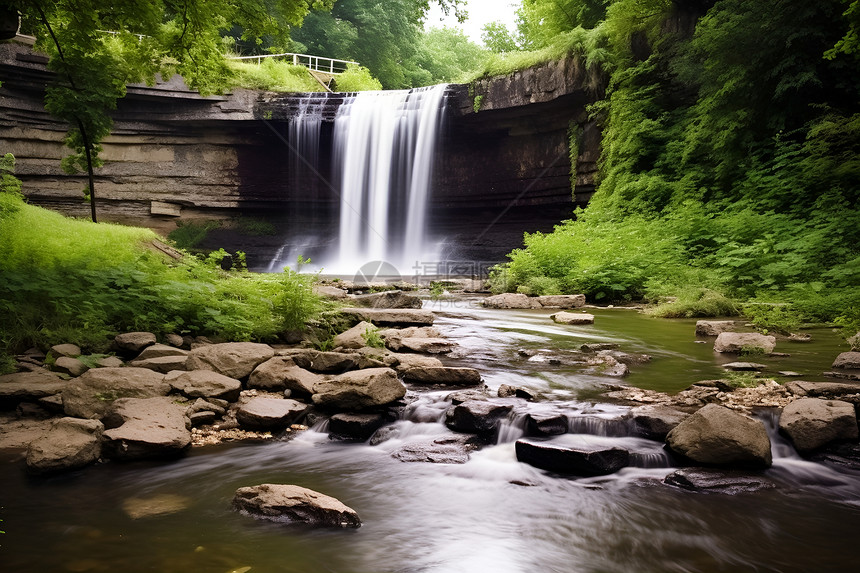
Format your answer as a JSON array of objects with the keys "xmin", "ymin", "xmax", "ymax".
[
  {"xmin": 408, "ymin": 26, "xmax": 487, "ymax": 84},
  {"xmin": 14, "ymin": 0, "xmax": 330, "ymax": 222},
  {"xmin": 481, "ymin": 21, "xmax": 519, "ymax": 53},
  {"xmin": 517, "ymin": 0, "xmax": 610, "ymax": 49}
]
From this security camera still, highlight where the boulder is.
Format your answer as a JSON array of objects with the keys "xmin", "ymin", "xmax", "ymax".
[
  {"xmin": 25, "ymin": 417, "xmax": 103, "ymax": 475},
  {"xmin": 102, "ymin": 397, "xmax": 191, "ymax": 460},
  {"xmin": 536, "ymin": 294, "xmax": 586, "ymax": 308},
  {"xmin": 482, "ymin": 293, "xmax": 540, "ymax": 309},
  {"xmin": 186, "ymin": 342, "xmax": 274, "ymax": 379},
  {"xmin": 525, "ymin": 412, "xmax": 568, "ymax": 436},
  {"xmin": 62, "ymin": 367, "xmax": 170, "ymax": 420},
  {"xmin": 232, "ymin": 484, "xmax": 361, "ymax": 528},
  {"xmin": 53, "ymin": 356, "xmax": 88, "ymax": 377},
  {"xmin": 550, "ymin": 312, "xmax": 595, "ymax": 325},
  {"xmin": 386, "ymin": 353, "xmax": 444, "ymax": 374},
  {"xmin": 164, "ymin": 370, "xmax": 242, "ymax": 402},
  {"xmin": 0, "ymin": 370, "xmax": 67, "ymax": 409},
  {"xmin": 823, "ymin": 370, "xmax": 860, "ymax": 381},
  {"xmin": 396, "ymin": 337, "xmax": 455, "ymax": 354},
  {"xmin": 499, "ymin": 384, "xmax": 536, "ymax": 401},
  {"xmin": 134, "ymin": 344, "xmax": 189, "ymax": 361},
  {"xmin": 314, "ymin": 285, "xmax": 349, "ymax": 299},
  {"xmin": 848, "ymin": 331, "xmax": 860, "ymax": 351},
  {"xmin": 249, "ymin": 357, "xmax": 322, "ymax": 395},
  {"xmin": 445, "ymin": 400, "xmax": 513, "ymax": 434},
  {"xmin": 312, "ymin": 368, "xmax": 406, "ymax": 410},
  {"xmin": 778, "ymin": 398, "xmax": 859, "ymax": 454},
  {"xmin": 332, "ymin": 321, "xmax": 377, "ymax": 349},
  {"xmin": 695, "ymin": 321, "xmax": 737, "ymax": 337},
  {"xmin": 785, "ymin": 381, "xmax": 860, "ymax": 399},
  {"xmin": 446, "ymin": 389, "xmax": 491, "ymax": 405},
  {"xmin": 328, "ymin": 413, "xmax": 387, "ymax": 441},
  {"xmin": 340, "ymin": 308, "xmax": 435, "ymax": 326},
  {"xmin": 391, "ymin": 435, "xmax": 481, "ymax": 464},
  {"xmin": 286, "ymin": 350, "xmax": 362, "ymax": 374},
  {"xmin": 236, "ymin": 398, "xmax": 309, "ymax": 429},
  {"xmin": 663, "ymin": 468, "xmax": 776, "ymax": 494},
  {"xmin": 402, "ymin": 367, "xmax": 482, "ymax": 386},
  {"xmin": 832, "ymin": 352, "xmax": 860, "ymax": 369},
  {"xmin": 50, "ymin": 343, "xmax": 81, "ymax": 358},
  {"xmin": 128, "ymin": 355, "xmax": 189, "ymax": 373},
  {"xmin": 515, "ymin": 439, "xmax": 630, "ymax": 476},
  {"xmin": 666, "ymin": 404, "xmax": 772, "ymax": 468},
  {"xmin": 629, "ymin": 405, "xmax": 690, "ymax": 440},
  {"xmin": 164, "ymin": 333, "xmax": 185, "ymax": 347},
  {"xmin": 350, "ymin": 290, "xmax": 422, "ymax": 309},
  {"xmin": 96, "ymin": 356, "xmax": 124, "ymax": 368},
  {"xmin": 713, "ymin": 332, "xmax": 776, "ymax": 354},
  {"xmin": 114, "ymin": 332, "xmax": 157, "ymax": 354}
]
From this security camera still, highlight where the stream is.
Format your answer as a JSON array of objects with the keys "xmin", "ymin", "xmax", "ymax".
[{"xmin": 2, "ymin": 299, "xmax": 859, "ymax": 573}]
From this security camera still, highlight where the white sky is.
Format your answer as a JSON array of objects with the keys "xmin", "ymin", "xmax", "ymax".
[{"xmin": 425, "ymin": 0, "xmax": 520, "ymax": 46}]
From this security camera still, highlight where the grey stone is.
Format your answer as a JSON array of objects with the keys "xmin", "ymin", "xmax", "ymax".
[
  {"xmin": 695, "ymin": 321, "xmax": 737, "ymax": 337},
  {"xmin": 53, "ymin": 357, "xmax": 88, "ymax": 377},
  {"xmin": 233, "ymin": 484, "xmax": 360, "ymax": 528},
  {"xmin": 446, "ymin": 389, "xmax": 491, "ymax": 405},
  {"xmin": 314, "ymin": 285, "xmax": 349, "ymax": 299},
  {"xmin": 134, "ymin": 344, "xmax": 189, "ymax": 361},
  {"xmin": 666, "ymin": 404, "xmax": 772, "ymax": 468},
  {"xmin": 96, "ymin": 356, "xmax": 124, "ymax": 368},
  {"xmin": 248, "ymin": 356, "xmax": 322, "ymax": 395},
  {"xmin": 832, "ymin": 352, "xmax": 860, "ymax": 369},
  {"xmin": 328, "ymin": 413, "xmax": 387, "ymax": 441},
  {"xmin": 391, "ymin": 435, "xmax": 481, "ymax": 464},
  {"xmin": 396, "ymin": 337, "xmax": 455, "ymax": 354},
  {"xmin": 285, "ymin": 350, "xmax": 362, "ymax": 374},
  {"xmin": 723, "ymin": 362, "xmax": 767, "ymax": 371},
  {"xmin": 165, "ymin": 370, "xmax": 242, "ymax": 402},
  {"xmin": 482, "ymin": 293, "xmax": 540, "ymax": 309},
  {"xmin": 26, "ymin": 417, "xmax": 103, "ymax": 475},
  {"xmin": 629, "ymin": 405, "xmax": 690, "ymax": 440},
  {"xmin": 550, "ymin": 312, "xmax": 595, "ymax": 325},
  {"xmin": 536, "ymin": 294, "xmax": 586, "ymax": 308},
  {"xmin": 386, "ymin": 353, "xmax": 445, "ymax": 374},
  {"xmin": 779, "ymin": 398, "xmax": 859, "ymax": 454},
  {"xmin": 332, "ymin": 321, "xmax": 376, "ymax": 349},
  {"xmin": 128, "ymin": 355, "xmax": 189, "ymax": 373},
  {"xmin": 445, "ymin": 400, "xmax": 513, "ymax": 434},
  {"xmin": 103, "ymin": 397, "xmax": 191, "ymax": 460},
  {"xmin": 340, "ymin": 308, "xmax": 435, "ymax": 326},
  {"xmin": 350, "ymin": 290, "xmax": 422, "ymax": 309},
  {"xmin": 713, "ymin": 332, "xmax": 776, "ymax": 354},
  {"xmin": 62, "ymin": 367, "xmax": 169, "ymax": 420},
  {"xmin": 164, "ymin": 333, "xmax": 185, "ymax": 347},
  {"xmin": 498, "ymin": 384, "xmax": 536, "ymax": 401},
  {"xmin": 114, "ymin": 332, "xmax": 157, "ymax": 354},
  {"xmin": 525, "ymin": 413, "xmax": 568, "ymax": 436},
  {"xmin": 403, "ymin": 367, "xmax": 482, "ymax": 386},
  {"xmin": 785, "ymin": 381, "xmax": 860, "ymax": 398},
  {"xmin": 312, "ymin": 368, "xmax": 406, "ymax": 411},
  {"xmin": 236, "ymin": 397, "xmax": 309, "ymax": 429},
  {"xmin": 50, "ymin": 343, "xmax": 81, "ymax": 358},
  {"xmin": 663, "ymin": 468, "xmax": 776, "ymax": 494},
  {"xmin": 0, "ymin": 369, "xmax": 67, "ymax": 409},
  {"xmin": 515, "ymin": 439, "xmax": 630, "ymax": 476},
  {"xmin": 186, "ymin": 342, "xmax": 275, "ymax": 379}
]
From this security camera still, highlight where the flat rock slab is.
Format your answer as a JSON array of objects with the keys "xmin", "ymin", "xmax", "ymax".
[
  {"xmin": 0, "ymin": 370, "xmax": 67, "ymax": 408},
  {"xmin": 26, "ymin": 417, "xmax": 103, "ymax": 475},
  {"xmin": 233, "ymin": 484, "xmax": 361, "ymax": 528},
  {"xmin": 62, "ymin": 367, "xmax": 169, "ymax": 420},
  {"xmin": 249, "ymin": 356, "xmax": 322, "ymax": 394},
  {"xmin": 53, "ymin": 357, "xmax": 88, "ymax": 377},
  {"xmin": 695, "ymin": 321, "xmax": 737, "ymax": 336},
  {"xmin": 165, "ymin": 370, "xmax": 242, "ymax": 402},
  {"xmin": 402, "ymin": 367, "xmax": 482, "ymax": 386},
  {"xmin": 391, "ymin": 436, "xmax": 481, "ymax": 464},
  {"xmin": 551, "ymin": 312, "xmax": 595, "ymax": 325},
  {"xmin": 723, "ymin": 362, "xmax": 767, "ymax": 371},
  {"xmin": 785, "ymin": 381, "xmax": 860, "ymax": 398},
  {"xmin": 340, "ymin": 308, "xmax": 435, "ymax": 326},
  {"xmin": 535, "ymin": 295, "xmax": 586, "ymax": 308},
  {"xmin": 332, "ymin": 321, "xmax": 377, "ymax": 350},
  {"xmin": 350, "ymin": 290, "xmax": 422, "ymax": 309},
  {"xmin": 103, "ymin": 397, "xmax": 191, "ymax": 460},
  {"xmin": 482, "ymin": 293, "xmax": 541, "ymax": 309},
  {"xmin": 778, "ymin": 398, "xmax": 859, "ymax": 454},
  {"xmin": 312, "ymin": 367, "xmax": 406, "ymax": 411},
  {"xmin": 237, "ymin": 397, "xmax": 309, "ymax": 429},
  {"xmin": 525, "ymin": 412, "xmax": 569, "ymax": 436},
  {"xmin": 128, "ymin": 355, "xmax": 189, "ymax": 373},
  {"xmin": 186, "ymin": 342, "xmax": 275, "ymax": 379},
  {"xmin": 134, "ymin": 344, "xmax": 189, "ymax": 361},
  {"xmin": 445, "ymin": 400, "xmax": 514, "ymax": 434},
  {"xmin": 515, "ymin": 439, "xmax": 630, "ymax": 476},
  {"xmin": 387, "ymin": 353, "xmax": 444, "ymax": 373},
  {"xmin": 313, "ymin": 285, "xmax": 349, "ymax": 299},
  {"xmin": 666, "ymin": 404, "xmax": 772, "ymax": 468},
  {"xmin": 663, "ymin": 468, "xmax": 776, "ymax": 494},
  {"xmin": 397, "ymin": 337, "xmax": 455, "ymax": 354},
  {"xmin": 713, "ymin": 332, "xmax": 776, "ymax": 354}
]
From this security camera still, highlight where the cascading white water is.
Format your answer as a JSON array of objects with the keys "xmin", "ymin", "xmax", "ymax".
[{"xmin": 330, "ymin": 84, "xmax": 448, "ymax": 274}]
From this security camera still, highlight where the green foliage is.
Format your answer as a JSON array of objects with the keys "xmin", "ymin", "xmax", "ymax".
[
  {"xmin": 236, "ymin": 217, "xmax": 277, "ymax": 236},
  {"xmin": 226, "ymin": 58, "xmax": 323, "ymax": 92},
  {"xmin": 1, "ymin": 153, "xmax": 23, "ymax": 197},
  {"xmin": 0, "ymin": 196, "xmax": 323, "ymax": 362},
  {"xmin": 723, "ymin": 372, "xmax": 766, "ymax": 389},
  {"xmin": 408, "ymin": 27, "xmax": 488, "ymax": 85},
  {"xmin": 167, "ymin": 220, "xmax": 221, "ymax": 250},
  {"xmin": 741, "ymin": 304, "xmax": 800, "ymax": 335},
  {"xmin": 333, "ymin": 64, "xmax": 383, "ymax": 92},
  {"xmin": 481, "ymin": 21, "xmax": 519, "ymax": 53},
  {"xmin": 472, "ymin": 95, "xmax": 484, "ymax": 113},
  {"xmin": 361, "ymin": 326, "xmax": 385, "ymax": 348},
  {"xmin": 647, "ymin": 289, "xmax": 739, "ymax": 319}
]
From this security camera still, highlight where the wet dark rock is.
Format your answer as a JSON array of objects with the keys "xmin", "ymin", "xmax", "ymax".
[
  {"xmin": 403, "ymin": 366, "xmax": 482, "ymax": 386},
  {"xmin": 391, "ymin": 435, "xmax": 482, "ymax": 464},
  {"xmin": 103, "ymin": 397, "xmax": 191, "ymax": 460},
  {"xmin": 666, "ymin": 404, "xmax": 772, "ymax": 468},
  {"xmin": 186, "ymin": 342, "xmax": 275, "ymax": 379},
  {"xmin": 445, "ymin": 400, "xmax": 514, "ymax": 434},
  {"xmin": 498, "ymin": 384, "xmax": 536, "ymax": 401},
  {"xmin": 628, "ymin": 405, "xmax": 690, "ymax": 440},
  {"xmin": 722, "ymin": 362, "xmax": 767, "ymax": 372},
  {"xmin": 808, "ymin": 442, "xmax": 860, "ymax": 471},
  {"xmin": 233, "ymin": 484, "xmax": 361, "ymax": 528},
  {"xmin": 26, "ymin": 417, "xmax": 103, "ymax": 475},
  {"xmin": 350, "ymin": 290, "xmax": 422, "ymax": 309},
  {"xmin": 312, "ymin": 367, "xmax": 406, "ymax": 411},
  {"xmin": 778, "ymin": 398, "xmax": 859, "ymax": 454},
  {"xmin": 525, "ymin": 412, "xmax": 568, "ymax": 436},
  {"xmin": 515, "ymin": 439, "xmax": 630, "ymax": 476},
  {"xmin": 328, "ymin": 413, "xmax": 388, "ymax": 441},
  {"xmin": 62, "ymin": 367, "xmax": 169, "ymax": 420},
  {"xmin": 663, "ymin": 468, "xmax": 776, "ymax": 494},
  {"xmin": 580, "ymin": 343, "xmax": 620, "ymax": 352},
  {"xmin": 236, "ymin": 397, "xmax": 309, "ymax": 430}
]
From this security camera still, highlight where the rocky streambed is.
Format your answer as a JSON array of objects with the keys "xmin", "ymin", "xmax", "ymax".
[{"xmin": 1, "ymin": 288, "xmax": 860, "ymax": 572}]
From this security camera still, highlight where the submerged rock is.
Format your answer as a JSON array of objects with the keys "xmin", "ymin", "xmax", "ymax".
[
  {"xmin": 666, "ymin": 404, "xmax": 772, "ymax": 468},
  {"xmin": 778, "ymin": 398, "xmax": 859, "ymax": 454},
  {"xmin": 328, "ymin": 413, "xmax": 388, "ymax": 441},
  {"xmin": 663, "ymin": 468, "xmax": 776, "ymax": 494},
  {"xmin": 232, "ymin": 484, "xmax": 361, "ymax": 528},
  {"xmin": 515, "ymin": 439, "xmax": 630, "ymax": 476},
  {"xmin": 445, "ymin": 400, "xmax": 513, "ymax": 434},
  {"xmin": 25, "ymin": 417, "xmax": 103, "ymax": 475}
]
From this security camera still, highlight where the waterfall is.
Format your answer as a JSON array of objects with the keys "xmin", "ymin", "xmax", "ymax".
[{"xmin": 330, "ymin": 84, "xmax": 448, "ymax": 274}]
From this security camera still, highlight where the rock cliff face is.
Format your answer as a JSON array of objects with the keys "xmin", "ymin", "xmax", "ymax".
[{"xmin": 1, "ymin": 38, "xmax": 601, "ymax": 267}]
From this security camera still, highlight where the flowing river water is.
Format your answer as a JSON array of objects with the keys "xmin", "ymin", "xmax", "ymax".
[{"xmin": 2, "ymin": 299, "xmax": 859, "ymax": 572}]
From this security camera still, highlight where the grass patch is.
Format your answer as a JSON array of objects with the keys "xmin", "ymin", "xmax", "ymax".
[
  {"xmin": 236, "ymin": 217, "xmax": 277, "ymax": 236},
  {"xmin": 167, "ymin": 220, "xmax": 221, "ymax": 250},
  {"xmin": 723, "ymin": 372, "xmax": 766, "ymax": 389},
  {"xmin": 647, "ymin": 289, "xmax": 739, "ymax": 319},
  {"xmin": 226, "ymin": 58, "xmax": 323, "ymax": 92}
]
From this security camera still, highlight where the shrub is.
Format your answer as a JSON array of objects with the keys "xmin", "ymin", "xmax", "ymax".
[{"xmin": 333, "ymin": 64, "xmax": 383, "ymax": 92}]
